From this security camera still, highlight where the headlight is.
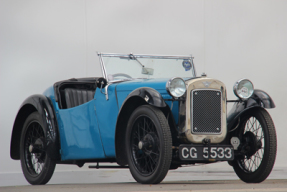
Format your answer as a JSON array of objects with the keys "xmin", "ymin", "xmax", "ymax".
[
  {"xmin": 166, "ymin": 77, "xmax": 186, "ymax": 98},
  {"xmin": 233, "ymin": 79, "xmax": 254, "ymax": 99}
]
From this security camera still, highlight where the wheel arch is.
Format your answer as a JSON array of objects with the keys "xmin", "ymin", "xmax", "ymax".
[
  {"xmin": 10, "ymin": 94, "xmax": 60, "ymax": 160},
  {"xmin": 115, "ymin": 88, "xmax": 176, "ymax": 166}
]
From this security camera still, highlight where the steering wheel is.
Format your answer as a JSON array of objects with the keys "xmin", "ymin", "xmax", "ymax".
[{"xmin": 112, "ymin": 73, "xmax": 132, "ymax": 79}]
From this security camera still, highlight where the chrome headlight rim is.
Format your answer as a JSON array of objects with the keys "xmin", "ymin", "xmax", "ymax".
[
  {"xmin": 233, "ymin": 78, "xmax": 254, "ymax": 100},
  {"xmin": 166, "ymin": 77, "xmax": 186, "ymax": 98}
]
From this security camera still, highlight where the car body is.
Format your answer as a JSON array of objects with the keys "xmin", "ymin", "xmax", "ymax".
[{"xmin": 10, "ymin": 53, "xmax": 277, "ymax": 184}]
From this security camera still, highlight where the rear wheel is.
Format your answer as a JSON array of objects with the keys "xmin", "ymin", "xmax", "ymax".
[
  {"xmin": 126, "ymin": 105, "xmax": 172, "ymax": 184},
  {"xmin": 232, "ymin": 108, "xmax": 277, "ymax": 183},
  {"xmin": 20, "ymin": 112, "xmax": 56, "ymax": 185}
]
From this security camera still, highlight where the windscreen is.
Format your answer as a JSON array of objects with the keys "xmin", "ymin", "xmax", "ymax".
[{"xmin": 101, "ymin": 55, "xmax": 196, "ymax": 82}]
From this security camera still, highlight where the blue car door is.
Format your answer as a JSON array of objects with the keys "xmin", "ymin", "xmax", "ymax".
[
  {"xmin": 57, "ymin": 98, "xmax": 106, "ymax": 161},
  {"xmin": 94, "ymin": 84, "xmax": 119, "ymax": 158}
]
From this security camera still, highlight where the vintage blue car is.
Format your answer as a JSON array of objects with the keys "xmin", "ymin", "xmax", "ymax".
[{"xmin": 10, "ymin": 53, "xmax": 277, "ymax": 185}]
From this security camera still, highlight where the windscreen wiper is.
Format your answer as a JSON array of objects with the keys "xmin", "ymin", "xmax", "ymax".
[
  {"xmin": 120, "ymin": 53, "xmax": 153, "ymax": 75},
  {"xmin": 129, "ymin": 53, "xmax": 145, "ymax": 68}
]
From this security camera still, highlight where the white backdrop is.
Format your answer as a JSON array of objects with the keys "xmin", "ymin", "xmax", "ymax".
[{"xmin": 1, "ymin": 0, "xmax": 287, "ymax": 174}]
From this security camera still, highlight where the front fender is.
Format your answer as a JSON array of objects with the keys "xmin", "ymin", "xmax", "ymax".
[
  {"xmin": 227, "ymin": 89, "xmax": 275, "ymax": 130},
  {"xmin": 10, "ymin": 94, "xmax": 60, "ymax": 160},
  {"xmin": 115, "ymin": 87, "xmax": 166, "ymax": 165},
  {"xmin": 124, "ymin": 87, "xmax": 167, "ymax": 108}
]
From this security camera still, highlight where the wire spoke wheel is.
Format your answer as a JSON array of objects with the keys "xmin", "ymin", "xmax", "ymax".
[
  {"xmin": 126, "ymin": 105, "xmax": 172, "ymax": 184},
  {"xmin": 232, "ymin": 108, "xmax": 277, "ymax": 183},
  {"xmin": 131, "ymin": 116, "xmax": 160, "ymax": 176},
  {"xmin": 238, "ymin": 117, "xmax": 265, "ymax": 173},
  {"xmin": 20, "ymin": 112, "xmax": 56, "ymax": 185},
  {"xmin": 24, "ymin": 122, "xmax": 46, "ymax": 175}
]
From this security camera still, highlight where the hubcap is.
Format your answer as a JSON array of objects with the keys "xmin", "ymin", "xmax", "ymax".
[
  {"xmin": 29, "ymin": 145, "xmax": 33, "ymax": 153},
  {"xmin": 138, "ymin": 133, "xmax": 157, "ymax": 155},
  {"xmin": 29, "ymin": 138, "xmax": 44, "ymax": 153},
  {"xmin": 138, "ymin": 141, "xmax": 143, "ymax": 150},
  {"xmin": 243, "ymin": 131, "xmax": 262, "ymax": 158}
]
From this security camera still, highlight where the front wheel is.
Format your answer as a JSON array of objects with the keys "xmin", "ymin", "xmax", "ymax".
[
  {"xmin": 20, "ymin": 112, "xmax": 56, "ymax": 185},
  {"xmin": 126, "ymin": 105, "xmax": 172, "ymax": 184},
  {"xmin": 232, "ymin": 108, "xmax": 277, "ymax": 183}
]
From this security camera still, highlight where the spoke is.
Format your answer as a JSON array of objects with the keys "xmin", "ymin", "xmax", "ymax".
[
  {"xmin": 256, "ymin": 122, "xmax": 263, "ymax": 136},
  {"xmin": 131, "ymin": 115, "xmax": 160, "ymax": 175},
  {"xmin": 253, "ymin": 126, "xmax": 261, "ymax": 135},
  {"xmin": 254, "ymin": 156, "xmax": 259, "ymax": 170},
  {"xmin": 259, "ymin": 148, "xmax": 264, "ymax": 157},
  {"xmin": 255, "ymin": 154, "xmax": 261, "ymax": 169},
  {"xmin": 248, "ymin": 118, "xmax": 254, "ymax": 130},
  {"xmin": 253, "ymin": 119, "xmax": 257, "ymax": 134},
  {"xmin": 147, "ymin": 153, "xmax": 157, "ymax": 165},
  {"xmin": 149, "ymin": 151, "xmax": 159, "ymax": 156},
  {"xmin": 143, "ymin": 118, "xmax": 147, "ymax": 134},
  {"xmin": 143, "ymin": 156, "xmax": 148, "ymax": 172},
  {"xmin": 249, "ymin": 117, "xmax": 254, "ymax": 131},
  {"xmin": 31, "ymin": 154, "xmax": 35, "ymax": 165},
  {"xmin": 137, "ymin": 124, "xmax": 141, "ymax": 140},
  {"xmin": 254, "ymin": 153, "xmax": 262, "ymax": 161},
  {"xmin": 146, "ymin": 157, "xmax": 151, "ymax": 172},
  {"xmin": 239, "ymin": 116, "xmax": 268, "ymax": 173},
  {"xmin": 32, "ymin": 124, "xmax": 37, "ymax": 139},
  {"xmin": 35, "ymin": 125, "xmax": 40, "ymax": 138},
  {"xmin": 250, "ymin": 156, "xmax": 256, "ymax": 171},
  {"xmin": 258, "ymin": 131, "xmax": 265, "ymax": 142},
  {"xmin": 244, "ymin": 159, "xmax": 250, "ymax": 171},
  {"xmin": 29, "ymin": 127, "xmax": 34, "ymax": 144},
  {"xmin": 254, "ymin": 119, "xmax": 259, "ymax": 134},
  {"xmin": 25, "ymin": 122, "xmax": 46, "ymax": 175},
  {"xmin": 145, "ymin": 118, "xmax": 150, "ymax": 133},
  {"xmin": 148, "ymin": 120, "xmax": 153, "ymax": 133},
  {"xmin": 37, "ymin": 163, "xmax": 42, "ymax": 174},
  {"xmin": 247, "ymin": 159, "xmax": 252, "ymax": 171},
  {"xmin": 248, "ymin": 117, "xmax": 254, "ymax": 132},
  {"xmin": 149, "ymin": 155, "xmax": 156, "ymax": 171},
  {"xmin": 136, "ymin": 154, "xmax": 145, "ymax": 160},
  {"xmin": 245, "ymin": 120, "xmax": 250, "ymax": 132}
]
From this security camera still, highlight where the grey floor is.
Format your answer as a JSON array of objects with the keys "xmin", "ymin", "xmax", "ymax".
[{"xmin": 1, "ymin": 164, "xmax": 286, "ymax": 187}]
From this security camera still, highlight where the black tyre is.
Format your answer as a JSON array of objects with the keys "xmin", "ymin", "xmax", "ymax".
[
  {"xmin": 20, "ymin": 112, "xmax": 56, "ymax": 185},
  {"xmin": 126, "ymin": 105, "xmax": 172, "ymax": 184},
  {"xmin": 232, "ymin": 108, "xmax": 277, "ymax": 183}
]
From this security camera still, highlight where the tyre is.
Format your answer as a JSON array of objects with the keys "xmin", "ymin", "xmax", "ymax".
[
  {"xmin": 126, "ymin": 105, "xmax": 172, "ymax": 184},
  {"xmin": 20, "ymin": 112, "xmax": 56, "ymax": 185},
  {"xmin": 232, "ymin": 108, "xmax": 277, "ymax": 183}
]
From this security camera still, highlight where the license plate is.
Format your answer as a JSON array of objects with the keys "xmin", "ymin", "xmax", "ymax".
[{"xmin": 179, "ymin": 144, "xmax": 234, "ymax": 161}]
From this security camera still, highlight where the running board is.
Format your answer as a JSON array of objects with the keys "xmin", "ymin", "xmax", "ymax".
[{"xmin": 88, "ymin": 163, "xmax": 129, "ymax": 169}]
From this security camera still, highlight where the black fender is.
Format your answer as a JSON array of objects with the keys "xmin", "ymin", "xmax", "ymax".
[
  {"xmin": 227, "ymin": 89, "xmax": 275, "ymax": 130},
  {"xmin": 114, "ymin": 87, "xmax": 167, "ymax": 166},
  {"xmin": 124, "ymin": 87, "xmax": 167, "ymax": 108},
  {"xmin": 10, "ymin": 94, "xmax": 60, "ymax": 160}
]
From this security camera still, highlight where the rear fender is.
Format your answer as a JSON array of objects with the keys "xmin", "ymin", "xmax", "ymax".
[{"xmin": 10, "ymin": 94, "xmax": 60, "ymax": 160}]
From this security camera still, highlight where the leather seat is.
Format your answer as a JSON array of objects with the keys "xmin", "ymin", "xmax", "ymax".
[{"xmin": 64, "ymin": 88, "xmax": 95, "ymax": 108}]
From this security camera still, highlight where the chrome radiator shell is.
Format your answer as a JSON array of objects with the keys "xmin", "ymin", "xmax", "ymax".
[{"xmin": 184, "ymin": 77, "xmax": 227, "ymax": 143}]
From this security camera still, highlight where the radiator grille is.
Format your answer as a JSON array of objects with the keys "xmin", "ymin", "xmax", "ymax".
[{"xmin": 192, "ymin": 90, "xmax": 221, "ymax": 134}]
